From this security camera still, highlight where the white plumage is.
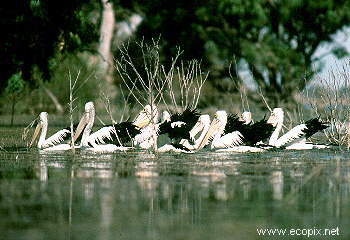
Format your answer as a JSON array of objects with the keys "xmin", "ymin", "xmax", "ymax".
[
  {"xmin": 197, "ymin": 111, "xmax": 245, "ymax": 150},
  {"xmin": 30, "ymin": 112, "xmax": 72, "ymax": 151},
  {"xmin": 42, "ymin": 129, "xmax": 70, "ymax": 148},
  {"xmin": 133, "ymin": 109, "xmax": 166, "ymax": 149},
  {"xmin": 211, "ymin": 131, "xmax": 244, "ymax": 148},
  {"xmin": 74, "ymin": 102, "xmax": 153, "ymax": 152},
  {"xmin": 180, "ymin": 114, "xmax": 211, "ymax": 150},
  {"xmin": 85, "ymin": 126, "xmax": 119, "ymax": 147},
  {"xmin": 267, "ymin": 108, "xmax": 328, "ymax": 149},
  {"xmin": 272, "ymin": 124, "xmax": 307, "ymax": 148},
  {"xmin": 157, "ymin": 144, "xmax": 194, "ymax": 153}
]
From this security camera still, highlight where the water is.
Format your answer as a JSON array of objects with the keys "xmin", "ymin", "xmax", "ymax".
[{"xmin": 1, "ymin": 127, "xmax": 350, "ymax": 240}]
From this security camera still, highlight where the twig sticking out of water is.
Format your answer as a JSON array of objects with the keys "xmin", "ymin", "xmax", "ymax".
[
  {"xmin": 173, "ymin": 59, "xmax": 208, "ymax": 110},
  {"xmin": 22, "ymin": 117, "xmax": 38, "ymax": 147},
  {"xmin": 304, "ymin": 64, "xmax": 350, "ymax": 146},
  {"xmin": 100, "ymin": 92, "xmax": 124, "ymax": 149},
  {"xmin": 258, "ymin": 87, "xmax": 272, "ymax": 112},
  {"xmin": 68, "ymin": 69, "xmax": 80, "ymax": 154},
  {"xmin": 229, "ymin": 58, "xmax": 251, "ymax": 116},
  {"xmin": 284, "ymin": 165, "xmax": 324, "ymax": 204},
  {"xmin": 347, "ymin": 116, "xmax": 350, "ymax": 150}
]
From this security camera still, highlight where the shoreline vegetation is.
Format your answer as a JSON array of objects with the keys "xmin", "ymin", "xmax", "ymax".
[{"xmin": 0, "ymin": 41, "xmax": 350, "ymax": 148}]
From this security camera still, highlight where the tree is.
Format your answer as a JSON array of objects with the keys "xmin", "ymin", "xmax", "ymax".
[
  {"xmin": 5, "ymin": 73, "xmax": 24, "ymax": 125},
  {"xmin": 0, "ymin": 0, "xmax": 98, "ymax": 93},
  {"xmin": 130, "ymin": 0, "xmax": 350, "ymax": 104}
]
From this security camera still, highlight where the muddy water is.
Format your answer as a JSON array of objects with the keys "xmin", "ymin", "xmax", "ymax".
[{"xmin": 0, "ymin": 127, "xmax": 350, "ymax": 240}]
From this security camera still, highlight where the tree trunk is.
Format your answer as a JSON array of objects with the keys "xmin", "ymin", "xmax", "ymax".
[
  {"xmin": 97, "ymin": 0, "xmax": 118, "ymax": 107},
  {"xmin": 98, "ymin": 0, "xmax": 115, "ymax": 84},
  {"xmin": 10, "ymin": 96, "xmax": 15, "ymax": 126},
  {"xmin": 42, "ymin": 85, "xmax": 64, "ymax": 113}
]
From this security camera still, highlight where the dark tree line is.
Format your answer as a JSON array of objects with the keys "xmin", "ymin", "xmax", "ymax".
[
  {"xmin": 0, "ymin": 0, "xmax": 98, "ymax": 92},
  {"xmin": 130, "ymin": 0, "xmax": 350, "ymax": 103},
  {"xmin": 1, "ymin": 0, "xmax": 350, "ymax": 105}
]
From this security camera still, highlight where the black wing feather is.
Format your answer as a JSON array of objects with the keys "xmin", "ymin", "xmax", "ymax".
[
  {"xmin": 224, "ymin": 114, "xmax": 247, "ymax": 134},
  {"xmin": 159, "ymin": 108, "xmax": 200, "ymax": 142},
  {"xmin": 240, "ymin": 118, "xmax": 274, "ymax": 145},
  {"xmin": 225, "ymin": 115, "xmax": 274, "ymax": 146},
  {"xmin": 96, "ymin": 122, "xmax": 141, "ymax": 146},
  {"xmin": 303, "ymin": 118, "xmax": 329, "ymax": 138}
]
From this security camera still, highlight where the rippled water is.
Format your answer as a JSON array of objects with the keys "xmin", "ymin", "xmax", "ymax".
[{"xmin": 1, "ymin": 127, "xmax": 350, "ymax": 240}]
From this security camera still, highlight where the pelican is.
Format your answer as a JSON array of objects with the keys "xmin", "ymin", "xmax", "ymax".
[
  {"xmin": 197, "ymin": 110, "xmax": 274, "ymax": 152},
  {"xmin": 73, "ymin": 103, "xmax": 152, "ymax": 152},
  {"xmin": 158, "ymin": 114, "xmax": 211, "ymax": 152},
  {"xmin": 134, "ymin": 108, "xmax": 201, "ymax": 151},
  {"xmin": 180, "ymin": 114, "xmax": 211, "ymax": 150},
  {"xmin": 156, "ymin": 108, "xmax": 202, "ymax": 152},
  {"xmin": 158, "ymin": 108, "xmax": 201, "ymax": 143},
  {"xmin": 240, "ymin": 111, "xmax": 252, "ymax": 124},
  {"xmin": 133, "ymin": 104, "xmax": 159, "ymax": 129},
  {"xmin": 267, "ymin": 108, "xmax": 329, "ymax": 149},
  {"xmin": 132, "ymin": 107, "xmax": 164, "ymax": 149},
  {"xmin": 30, "ymin": 112, "xmax": 73, "ymax": 151}
]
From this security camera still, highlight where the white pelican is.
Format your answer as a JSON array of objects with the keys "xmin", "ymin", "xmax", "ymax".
[
  {"xmin": 133, "ymin": 107, "xmax": 163, "ymax": 149},
  {"xmin": 197, "ymin": 110, "xmax": 274, "ymax": 151},
  {"xmin": 133, "ymin": 104, "xmax": 159, "ymax": 129},
  {"xmin": 158, "ymin": 114, "xmax": 211, "ymax": 152},
  {"xmin": 267, "ymin": 108, "xmax": 329, "ymax": 149},
  {"xmin": 134, "ymin": 108, "xmax": 201, "ymax": 151},
  {"xmin": 240, "ymin": 111, "xmax": 252, "ymax": 124},
  {"xmin": 73, "ymin": 103, "xmax": 152, "ymax": 152},
  {"xmin": 180, "ymin": 114, "xmax": 211, "ymax": 150},
  {"xmin": 30, "ymin": 112, "xmax": 72, "ymax": 151}
]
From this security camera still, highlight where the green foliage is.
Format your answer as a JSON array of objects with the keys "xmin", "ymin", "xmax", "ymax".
[
  {"xmin": 5, "ymin": 73, "xmax": 25, "ymax": 125},
  {"xmin": 1, "ymin": 0, "xmax": 350, "ymax": 109},
  {"xmin": 332, "ymin": 46, "xmax": 348, "ymax": 58},
  {"xmin": 130, "ymin": 0, "xmax": 350, "ymax": 104},
  {"xmin": 5, "ymin": 73, "xmax": 24, "ymax": 96},
  {"xmin": 46, "ymin": 53, "xmax": 100, "ymax": 112},
  {"xmin": 0, "ymin": 0, "xmax": 98, "ymax": 94}
]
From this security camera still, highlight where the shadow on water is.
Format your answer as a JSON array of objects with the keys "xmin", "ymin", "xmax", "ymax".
[{"xmin": 0, "ymin": 127, "xmax": 350, "ymax": 239}]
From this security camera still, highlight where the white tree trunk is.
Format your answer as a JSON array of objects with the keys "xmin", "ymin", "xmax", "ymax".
[{"xmin": 98, "ymin": 0, "xmax": 115, "ymax": 83}]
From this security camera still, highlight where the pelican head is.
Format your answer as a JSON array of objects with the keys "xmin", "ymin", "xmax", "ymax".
[
  {"xmin": 30, "ymin": 112, "xmax": 48, "ymax": 147},
  {"xmin": 241, "ymin": 111, "xmax": 252, "ymax": 124},
  {"xmin": 267, "ymin": 108, "xmax": 284, "ymax": 127},
  {"xmin": 197, "ymin": 111, "xmax": 227, "ymax": 150},
  {"xmin": 133, "ymin": 104, "xmax": 159, "ymax": 128},
  {"xmin": 161, "ymin": 110, "xmax": 171, "ymax": 123},
  {"xmin": 73, "ymin": 102, "xmax": 95, "ymax": 143}
]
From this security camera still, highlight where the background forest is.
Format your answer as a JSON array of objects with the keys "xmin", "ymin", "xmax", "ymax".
[{"xmin": 1, "ymin": 0, "xmax": 350, "ymax": 119}]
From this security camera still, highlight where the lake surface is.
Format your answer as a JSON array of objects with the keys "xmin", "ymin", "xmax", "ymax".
[{"xmin": 1, "ymin": 127, "xmax": 350, "ymax": 240}]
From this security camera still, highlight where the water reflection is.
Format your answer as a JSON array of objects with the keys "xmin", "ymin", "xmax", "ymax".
[
  {"xmin": 270, "ymin": 171, "xmax": 283, "ymax": 200},
  {"xmin": 0, "ymin": 150, "xmax": 350, "ymax": 239}
]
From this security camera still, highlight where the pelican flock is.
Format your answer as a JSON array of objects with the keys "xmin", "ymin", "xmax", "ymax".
[{"xmin": 29, "ymin": 102, "xmax": 330, "ymax": 153}]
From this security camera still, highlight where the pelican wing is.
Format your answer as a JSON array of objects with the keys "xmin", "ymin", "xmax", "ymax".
[
  {"xmin": 87, "ymin": 122, "xmax": 141, "ymax": 146},
  {"xmin": 212, "ymin": 131, "xmax": 244, "ymax": 148},
  {"xmin": 159, "ymin": 109, "xmax": 200, "ymax": 142},
  {"xmin": 274, "ymin": 124, "xmax": 307, "ymax": 148},
  {"xmin": 224, "ymin": 114, "xmax": 248, "ymax": 134},
  {"xmin": 304, "ymin": 118, "xmax": 329, "ymax": 138},
  {"xmin": 239, "ymin": 118, "xmax": 274, "ymax": 145},
  {"xmin": 43, "ymin": 129, "xmax": 71, "ymax": 147},
  {"xmin": 87, "ymin": 126, "xmax": 116, "ymax": 146}
]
